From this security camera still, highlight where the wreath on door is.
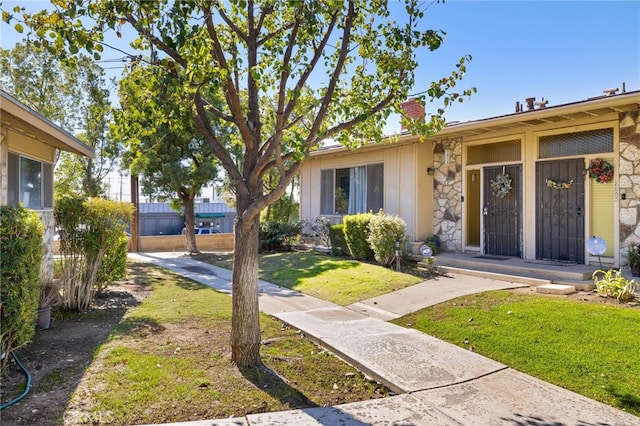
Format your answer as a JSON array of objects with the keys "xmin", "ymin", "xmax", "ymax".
[
  {"xmin": 490, "ymin": 172, "xmax": 512, "ymax": 198},
  {"xmin": 587, "ymin": 158, "xmax": 614, "ymax": 183}
]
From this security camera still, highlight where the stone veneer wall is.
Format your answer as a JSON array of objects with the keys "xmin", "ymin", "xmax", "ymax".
[
  {"xmin": 432, "ymin": 138, "xmax": 463, "ymax": 251},
  {"xmin": 619, "ymin": 110, "xmax": 640, "ymax": 257},
  {"xmin": 38, "ymin": 210, "xmax": 55, "ymax": 284}
]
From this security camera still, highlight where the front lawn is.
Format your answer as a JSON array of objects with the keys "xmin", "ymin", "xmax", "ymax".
[
  {"xmin": 196, "ymin": 251, "xmax": 423, "ymax": 305},
  {"xmin": 64, "ymin": 263, "xmax": 389, "ymax": 425},
  {"xmin": 393, "ymin": 290, "xmax": 640, "ymax": 416}
]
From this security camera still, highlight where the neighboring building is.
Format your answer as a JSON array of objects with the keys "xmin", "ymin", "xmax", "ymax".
[
  {"xmin": 138, "ymin": 201, "xmax": 235, "ymax": 235},
  {"xmin": 300, "ymin": 90, "xmax": 640, "ymax": 268},
  {"xmin": 1, "ymin": 90, "xmax": 94, "ymax": 282}
]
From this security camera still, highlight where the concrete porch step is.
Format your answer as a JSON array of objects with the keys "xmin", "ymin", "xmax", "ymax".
[
  {"xmin": 536, "ymin": 284, "xmax": 576, "ymax": 295},
  {"xmin": 552, "ymin": 279, "xmax": 596, "ymax": 292},
  {"xmin": 435, "ymin": 265, "xmax": 551, "ymax": 287}
]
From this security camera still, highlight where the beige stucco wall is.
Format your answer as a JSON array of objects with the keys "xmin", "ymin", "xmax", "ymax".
[
  {"xmin": 55, "ymin": 233, "xmax": 235, "ymax": 254},
  {"xmin": 138, "ymin": 234, "xmax": 234, "ymax": 252},
  {"xmin": 299, "ymin": 140, "xmax": 432, "ymax": 241}
]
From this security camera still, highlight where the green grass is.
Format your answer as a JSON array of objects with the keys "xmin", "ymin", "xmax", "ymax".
[
  {"xmin": 196, "ymin": 251, "xmax": 423, "ymax": 305},
  {"xmin": 72, "ymin": 263, "xmax": 388, "ymax": 425},
  {"xmin": 394, "ymin": 290, "xmax": 640, "ymax": 416}
]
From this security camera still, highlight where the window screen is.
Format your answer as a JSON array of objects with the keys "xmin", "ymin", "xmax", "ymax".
[
  {"xmin": 7, "ymin": 153, "xmax": 51, "ymax": 209},
  {"xmin": 320, "ymin": 169, "xmax": 334, "ymax": 215},
  {"xmin": 539, "ymin": 128, "xmax": 613, "ymax": 159},
  {"xmin": 467, "ymin": 140, "xmax": 521, "ymax": 165},
  {"xmin": 20, "ymin": 156, "xmax": 42, "ymax": 209},
  {"xmin": 319, "ymin": 163, "xmax": 384, "ymax": 215},
  {"xmin": 366, "ymin": 163, "xmax": 384, "ymax": 212},
  {"xmin": 7, "ymin": 152, "xmax": 19, "ymax": 206}
]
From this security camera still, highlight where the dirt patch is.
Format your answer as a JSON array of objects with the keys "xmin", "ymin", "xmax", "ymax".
[
  {"xmin": 510, "ymin": 286, "xmax": 640, "ymax": 309},
  {"xmin": 0, "ymin": 280, "xmax": 149, "ymax": 426}
]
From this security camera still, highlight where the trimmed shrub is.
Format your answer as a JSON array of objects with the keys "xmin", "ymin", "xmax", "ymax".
[
  {"xmin": 55, "ymin": 197, "xmax": 133, "ymax": 311},
  {"xmin": 367, "ymin": 212, "xmax": 409, "ymax": 267},
  {"xmin": 0, "ymin": 206, "xmax": 44, "ymax": 369},
  {"xmin": 343, "ymin": 213, "xmax": 374, "ymax": 260},
  {"xmin": 259, "ymin": 220, "xmax": 301, "ymax": 252},
  {"xmin": 329, "ymin": 224, "xmax": 348, "ymax": 256}
]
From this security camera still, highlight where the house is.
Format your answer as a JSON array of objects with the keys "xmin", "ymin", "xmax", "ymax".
[
  {"xmin": 1, "ymin": 90, "xmax": 94, "ymax": 282},
  {"xmin": 138, "ymin": 201, "xmax": 235, "ymax": 235},
  {"xmin": 299, "ymin": 89, "xmax": 640, "ymax": 268}
]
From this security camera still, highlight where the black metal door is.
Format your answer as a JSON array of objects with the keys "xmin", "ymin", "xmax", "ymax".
[
  {"xmin": 483, "ymin": 165, "xmax": 522, "ymax": 257},
  {"xmin": 536, "ymin": 159, "xmax": 585, "ymax": 262}
]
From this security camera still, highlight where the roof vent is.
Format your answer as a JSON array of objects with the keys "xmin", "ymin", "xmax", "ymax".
[
  {"xmin": 535, "ymin": 98, "xmax": 549, "ymax": 109},
  {"xmin": 603, "ymin": 88, "xmax": 618, "ymax": 96}
]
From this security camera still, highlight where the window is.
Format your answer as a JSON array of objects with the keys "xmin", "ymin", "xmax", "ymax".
[
  {"xmin": 320, "ymin": 163, "xmax": 383, "ymax": 215},
  {"xmin": 467, "ymin": 140, "xmax": 521, "ymax": 165},
  {"xmin": 7, "ymin": 152, "xmax": 53, "ymax": 209},
  {"xmin": 539, "ymin": 128, "xmax": 613, "ymax": 158}
]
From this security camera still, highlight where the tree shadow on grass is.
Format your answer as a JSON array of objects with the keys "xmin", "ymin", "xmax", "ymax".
[
  {"xmin": 239, "ymin": 364, "xmax": 318, "ymax": 413},
  {"xmin": 0, "ymin": 288, "xmax": 141, "ymax": 426},
  {"xmin": 606, "ymin": 384, "xmax": 640, "ymax": 417}
]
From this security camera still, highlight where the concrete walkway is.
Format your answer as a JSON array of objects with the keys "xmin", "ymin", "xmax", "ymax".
[{"xmin": 130, "ymin": 252, "xmax": 639, "ymax": 426}]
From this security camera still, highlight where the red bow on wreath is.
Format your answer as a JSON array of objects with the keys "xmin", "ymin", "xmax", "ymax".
[{"xmin": 587, "ymin": 158, "xmax": 614, "ymax": 183}]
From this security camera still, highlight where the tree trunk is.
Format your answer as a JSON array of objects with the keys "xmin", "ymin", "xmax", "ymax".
[
  {"xmin": 181, "ymin": 194, "xmax": 199, "ymax": 254},
  {"xmin": 231, "ymin": 210, "xmax": 262, "ymax": 366}
]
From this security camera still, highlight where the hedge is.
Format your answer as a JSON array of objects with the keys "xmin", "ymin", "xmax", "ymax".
[
  {"xmin": 343, "ymin": 213, "xmax": 374, "ymax": 260},
  {"xmin": 0, "ymin": 206, "xmax": 44, "ymax": 370},
  {"xmin": 329, "ymin": 224, "xmax": 347, "ymax": 256}
]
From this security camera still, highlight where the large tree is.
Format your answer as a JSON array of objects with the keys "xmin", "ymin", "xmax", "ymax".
[
  {"xmin": 5, "ymin": 0, "xmax": 474, "ymax": 366},
  {"xmin": 114, "ymin": 64, "xmax": 223, "ymax": 253},
  {"xmin": 0, "ymin": 40, "xmax": 118, "ymax": 198}
]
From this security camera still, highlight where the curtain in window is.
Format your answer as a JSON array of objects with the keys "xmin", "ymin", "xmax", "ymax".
[
  {"xmin": 348, "ymin": 166, "xmax": 367, "ymax": 214},
  {"xmin": 320, "ymin": 169, "xmax": 334, "ymax": 215},
  {"xmin": 20, "ymin": 157, "xmax": 42, "ymax": 209}
]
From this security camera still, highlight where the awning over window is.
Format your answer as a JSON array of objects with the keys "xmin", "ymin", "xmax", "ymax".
[{"xmin": 195, "ymin": 213, "xmax": 225, "ymax": 218}]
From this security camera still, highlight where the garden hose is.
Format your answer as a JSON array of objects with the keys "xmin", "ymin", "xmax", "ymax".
[{"xmin": 0, "ymin": 351, "xmax": 31, "ymax": 410}]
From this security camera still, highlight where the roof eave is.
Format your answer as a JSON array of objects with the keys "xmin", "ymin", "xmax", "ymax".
[{"xmin": 1, "ymin": 91, "xmax": 94, "ymax": 157}]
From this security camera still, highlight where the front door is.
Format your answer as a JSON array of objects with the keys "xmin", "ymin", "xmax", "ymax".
[
  {"xmin": 483, "ymin": 165, "xmax": 522, "ymax": 257},
  {"xmin": 536, "ymin": 159, "xmax": 585, "ymax": 262}
]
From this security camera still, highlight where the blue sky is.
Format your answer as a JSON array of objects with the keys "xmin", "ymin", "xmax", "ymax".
[{"xmin": 1, "ymin": 1, "xmax": 639, "ymax": 127}]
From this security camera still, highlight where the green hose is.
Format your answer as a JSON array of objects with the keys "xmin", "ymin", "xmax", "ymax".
[{"xmin": 0, "ymin": 351, "xmax": 32, "ymax": 410}]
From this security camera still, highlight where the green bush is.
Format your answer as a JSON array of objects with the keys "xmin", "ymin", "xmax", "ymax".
[
  {"xmin": 367, "ymin": 212, "xmax": 408, "ymax": 267},
  {"xmin": 343, "ymin": 213, "xmax": 374, "ymax": 261},
  {"xmin": 259, "ymin": 220, "xmax": 301, "ymax": 252},
  {"xmin": 55, "ymin": 197, "xmax": 133, "ymax": 311},
  {"xmin": 96, "ymin": 232, "xmax": 129, "ymax": 290},
  {"xmin": 0, "ymin": 206, "xmax": 44, "ymax": 369},
  {"xmin": 329, "ymin": 224, "xmax": 347, "ymax": 256}
]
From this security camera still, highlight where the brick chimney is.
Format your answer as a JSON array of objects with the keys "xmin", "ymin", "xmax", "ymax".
[{"xmin": 401, "ymin": 98, "xmax": 425, "ymax": 132}]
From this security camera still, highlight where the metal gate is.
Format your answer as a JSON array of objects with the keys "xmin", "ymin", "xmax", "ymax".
[
  {"xmin": 536, "ymin": 159, "xmax": 585, "ymax": 262},
  {"xmin": 483, "ymin": 165, "xmax": 522, "ymax": 257}
]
